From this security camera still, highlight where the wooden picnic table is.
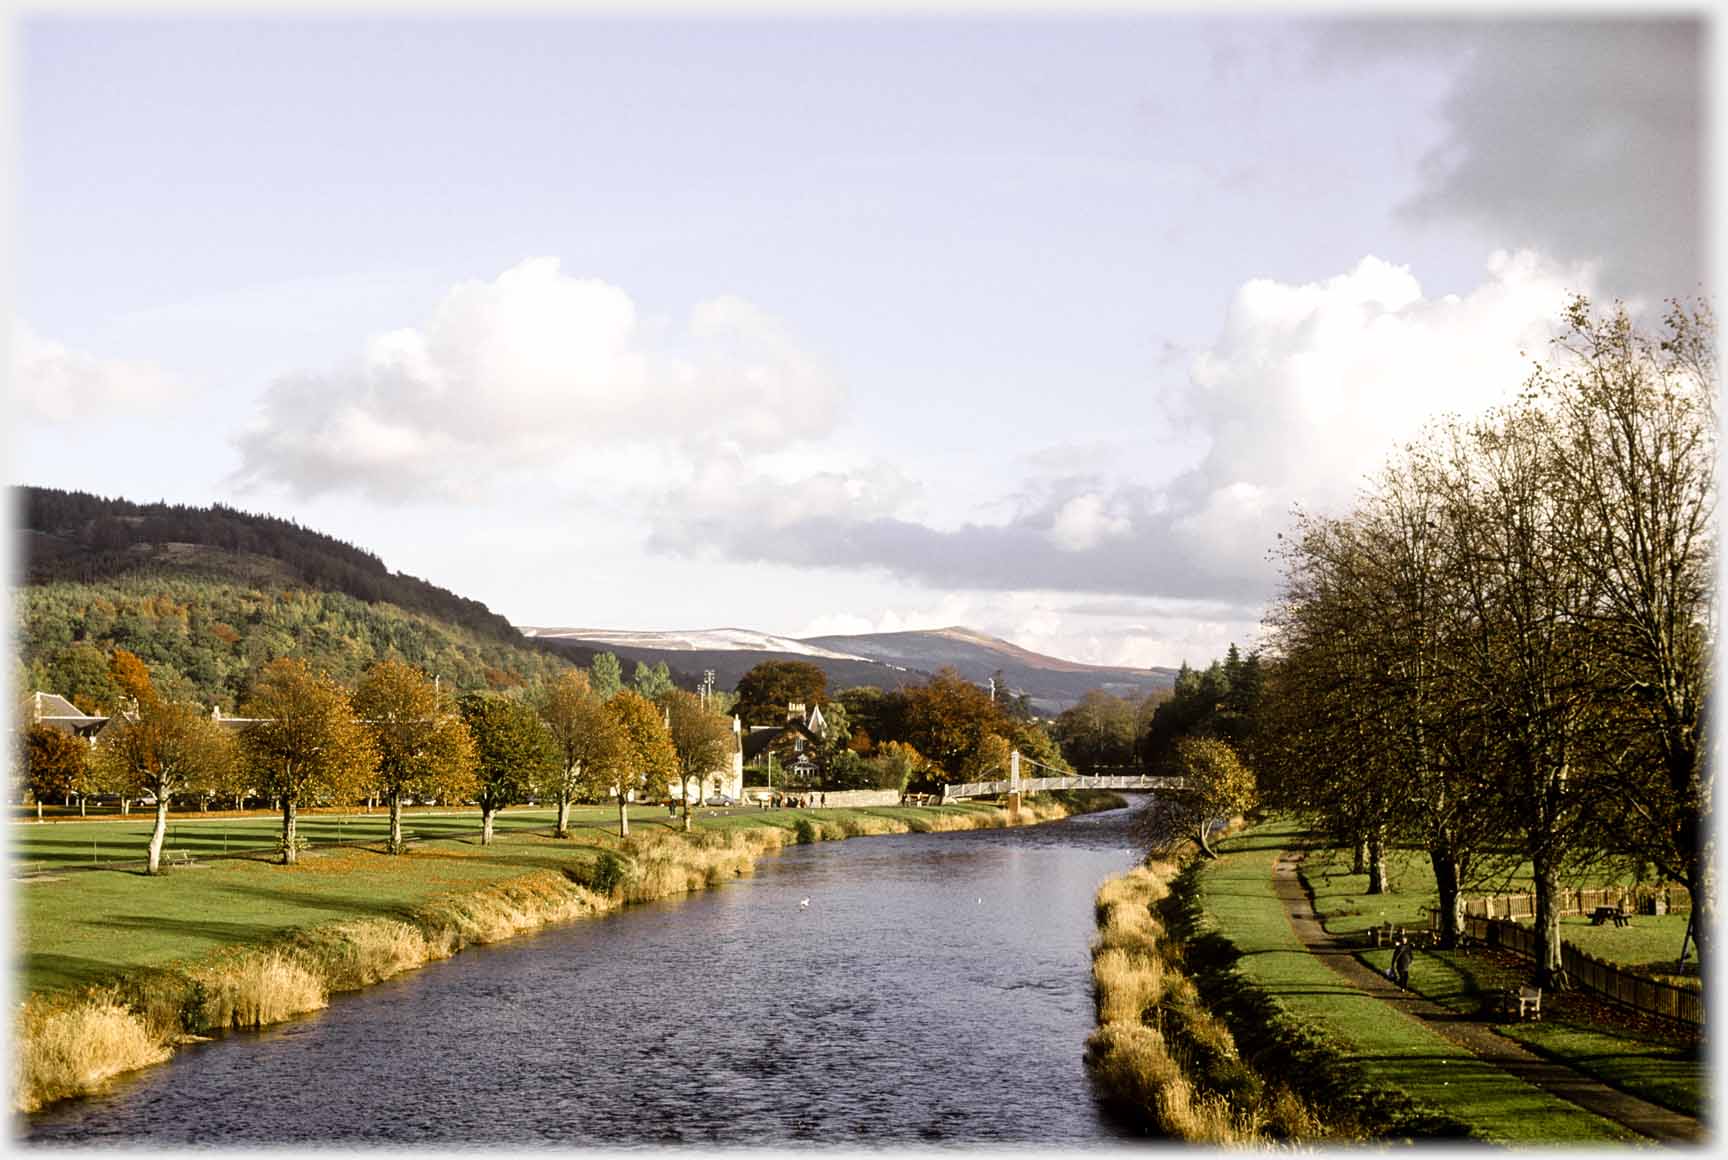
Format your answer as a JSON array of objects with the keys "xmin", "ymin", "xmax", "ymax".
[{"xmin": 1589, "ymin": 905, "xmax": 1629, "ymax": 927}]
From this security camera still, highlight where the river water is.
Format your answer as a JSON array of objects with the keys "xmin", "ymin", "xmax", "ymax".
[{"xmin": 26, "ymin": 799, "xmax": 1155, "ymax": 1147}]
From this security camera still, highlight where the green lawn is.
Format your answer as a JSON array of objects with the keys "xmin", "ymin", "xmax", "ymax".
[
  {"xmin": 1299, "ymin": 834, "xmax": 1705, "ymax": 1119},
  {"xmin": 14, "ymin": 799, "xmax": 1032, "ymax": 997},
  {"xmin": 1197, "ymin": 818, "xmax": 1635, "ymax": 1144}
]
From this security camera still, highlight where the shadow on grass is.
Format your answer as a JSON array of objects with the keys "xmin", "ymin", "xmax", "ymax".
[
  {"xmin": 209, "ymin": 882, "xmax": 417, "ymax": 919},
  {"xmin": 86, "ymin": 913, "xmax": 288, "ymax": 944},
  {"xmin": 21, "ymin": 951, "xmax": 123, "ymax": 993}
]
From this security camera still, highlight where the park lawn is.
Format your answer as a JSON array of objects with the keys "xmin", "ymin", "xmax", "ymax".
[
  {"xmin": 1299, "ymin": 835, "xmax": 1706, "ymax": 1119},
  {"xmin": 1199, "ymin": 818, "xmax": 1634, "ymax": 1144}
]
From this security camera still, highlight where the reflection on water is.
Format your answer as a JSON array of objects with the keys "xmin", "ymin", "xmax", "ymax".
[{"xmin": 27, "ymin": 799, "xmax": 1157, "ymax": 1146}]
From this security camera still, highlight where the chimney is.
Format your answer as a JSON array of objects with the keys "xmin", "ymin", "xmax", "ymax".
[{"xmin": 787, "ymin": 702, "xmax": 805, "ymax": 723}]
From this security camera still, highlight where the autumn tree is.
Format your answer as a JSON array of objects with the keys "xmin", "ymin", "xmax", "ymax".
[
  {"xmin": 607, "ymin": 690, "xmax": 678, "ymax": 835},
  {"xmin": 658, "ymin": 688, "xmax": 730, "ymax": 832},
  {"xmin": 734, "ymin": 660, "xmax": 828, "ymax": 727},
  {"xmin": 1173, "ymin": 738, "xmax": 1257, "ymax": 858},
  {"xmin": 458, "ymin": 693, "xmax": 558, "ymax": 844},
  {"xmin": 1053, "ymin": 691, "xmax": 1141, "ymax": 772},
  {"xmin": 535, "ymin": 669, "xmax": 627, "ymax": 837},
  {"xmin": 96, "ymin": 699, "xmax": 238, "ymax": 873},
  {"xmin": 865, "ymin": 740, "xmax": 927, "ymax": 792},
  {"xmin": 353, "ymin": 658, "xmax": 477, "ymax": 853},
  {"xmin": 21, "ymin": 725, "xmax": 89, "ymax": 819},
  {"xmin": 240, "ymin": 658, "xmax": 377, "ymax": 865}
]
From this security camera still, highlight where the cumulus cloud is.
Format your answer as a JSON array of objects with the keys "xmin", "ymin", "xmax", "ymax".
[
  {"xmin": 230, "ymin": 258, "xmax": 842, "ymax": 501},
  {"xmin": 10, "ymin": 320, "xmax": 187, "ymax": 421},
  {"xmin": 1314, "ymin": 18, "xmax": 1704, "ymax": 301},
  {"xmin": 649, "ymin": 251, "xmax": 1589, "ymax": 604}
]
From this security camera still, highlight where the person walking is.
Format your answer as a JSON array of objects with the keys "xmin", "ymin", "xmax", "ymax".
[{"xmin": 1391, "ymin": 935, "xmax": 1414, "ymax": 990}]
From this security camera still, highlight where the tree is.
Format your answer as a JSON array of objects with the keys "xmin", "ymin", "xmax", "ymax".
[
  {"xmin": 239, "ymin": 658, "xmax": 377, "ymax": 865},
  {"xmin": 352, "ymin": 659, "xmax": 477, "ymax": 853},
  {"xmin": 865, "ymin": 740, "xmax": 926, "ymax": 792},
  {"xmin": 1173, "ymin": 738, "xmax": 1257, "ymax": 858},
  {"xmin": 535, "ymin": 669, "xmax": 627, "ymax": 837},
  {"xmin": 608, "ymin": 690, "xmax": 678, "ymax": 835},
  {"xmin": 109, "ymin": 648, "xmax": 158, "ymax": 711},
  {"xmin": 1540, "ymin": 297, "xmax": 1716, "ymax": 963},
  {"xmin": 21, "ymin": 725, "xmax": 88, "ymax": 819},
  {"xmin": 590, "ymin": 652, "xmax": 623, "ymax": 699},
  {"xmin": 458, "ymin": 693, "xmax": 558, "ymax": 844},
  {"xmin": 733, "ymin": 661, "xmax": 828, "ymax": 727},
  {"xmin": 900, "ymin": 668, "xmax": 999, "ymax": 779},
  {"xmin": 95, "ymin": 699, "xmax": 238, "ymax": 874},
  {"xmin": 632, "ymin": 660, "xmax": 674, "ymax": 700},
  {"xmin": 1053, "ymin": 691, "xmax": 1140, "ymax": 773},
  {"xmin": 659, "ymin": 688, "xmax": 731, "ymax": 832}
]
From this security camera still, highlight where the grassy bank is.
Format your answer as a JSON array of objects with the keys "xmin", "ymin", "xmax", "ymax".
[
  {"xmin": 1085, "ymin": 845, "xmax": 1325, "ymax": 1143},
  {"xmin": 1168, "ymin": 815, "xmax": 1635, "ymax": 1144},
  {"xmin": 1300, "ymin": 839, "xmax": 1706, "ymax": 1117},
  {"xmin": 16, "ymin": 790, "xmax": 1119, "ymax": 1113}
]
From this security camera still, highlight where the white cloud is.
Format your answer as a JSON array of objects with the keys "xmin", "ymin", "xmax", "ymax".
[
  {"xmin": 10, "ymin": 320, "xmax": 187, "ymax": 421},
  {"xmin": 646, "ymin": 249, "xmax": 1590, "ymax": 607},
  {"xmin": 230, "ymin": 257, "xmax": 843, "ymax": 501}
]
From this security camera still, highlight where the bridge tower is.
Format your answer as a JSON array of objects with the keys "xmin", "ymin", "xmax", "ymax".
[{"xmin": 1006, "ymin": 749, "xmax": 1022, "ymax": 817}]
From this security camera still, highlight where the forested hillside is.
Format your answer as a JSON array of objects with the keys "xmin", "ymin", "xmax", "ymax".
[{"xmin": 14, "ymin": 488, "xmax": 576, "ymax": 712}]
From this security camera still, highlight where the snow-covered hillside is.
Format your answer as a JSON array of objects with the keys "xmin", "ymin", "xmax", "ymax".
[{"xmin": 518, "ymin": 626, "xmax": 873, "ymax": 662}]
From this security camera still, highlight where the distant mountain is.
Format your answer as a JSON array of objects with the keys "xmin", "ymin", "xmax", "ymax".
[
  {"xmin": 802, "ymin": 626, "xmax": 1179, "ymax": 712},
  {"xmin": 519, "ymin": 626, "xmax": 915, "ymax": 696},
  {"xmin": 517, "ymin": 623, "xmax": 1177, "ymax": 713}
]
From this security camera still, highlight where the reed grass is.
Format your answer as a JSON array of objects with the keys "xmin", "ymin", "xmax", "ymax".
[
  {"xmin": 15, "ymin": 998, "xmax": 171, "ymax": 1113},
  {"xmin": 1085, "ymin": 853, "xmax": 1327, "ymax": 1144}
]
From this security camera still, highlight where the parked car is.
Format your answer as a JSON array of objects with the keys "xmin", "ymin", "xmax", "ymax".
[{"xmin": 703, "ymin": 794, "xmax": 737, "ymax": 807}]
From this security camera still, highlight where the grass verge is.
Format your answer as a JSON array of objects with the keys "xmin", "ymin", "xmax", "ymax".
[
  {"xmin": 1301, "ymin": 839, "xmax": 1705, "ymax": 1118},
  {"xmin": 1169, "ymin": 815, "xmax": 1636, "ymax": 1144}
]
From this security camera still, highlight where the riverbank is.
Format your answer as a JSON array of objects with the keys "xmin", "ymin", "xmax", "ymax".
[
  {"xmin": 16, "ymin": 790, "xmax": 1122, "ymax": 1113},
  {"xmin": 1135, "ymin": 814, "xmax": 1651, "ymax": 1144}
]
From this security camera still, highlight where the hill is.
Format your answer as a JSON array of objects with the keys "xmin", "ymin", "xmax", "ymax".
[
  {"xmin": 802, "ymin": 627, "xmax": 1179, "ymax": 711},
  {"xmin": 13, "ymin": 486, "xmax": 578, "ymax": 711},
  {"xmin": 517, "ymin": 624, "xmax": 1177, "ymax": 713}
]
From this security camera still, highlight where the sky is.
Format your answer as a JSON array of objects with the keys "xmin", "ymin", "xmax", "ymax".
[{"xmin": 9, "ymin": 9, "xmax": 1712, "ymax": 671}]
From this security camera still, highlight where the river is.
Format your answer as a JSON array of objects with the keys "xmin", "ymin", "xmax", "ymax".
[{"xmin": 26, "ymin": 798, "xmax": 1155, "ymax": 1147}]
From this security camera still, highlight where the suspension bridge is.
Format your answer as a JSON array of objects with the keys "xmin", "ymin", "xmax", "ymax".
[{"xmin": 940, "ymin": 751, "xmax": 1184, "ymax": 802}]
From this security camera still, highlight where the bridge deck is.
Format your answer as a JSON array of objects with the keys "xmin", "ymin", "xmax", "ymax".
[{"xmin": 941, "ymin": 774, "xmax": 1183, "ymax": 801}]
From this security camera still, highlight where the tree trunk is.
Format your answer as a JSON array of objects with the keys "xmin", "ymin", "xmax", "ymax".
[
  {"xmin": 281, "ymin": 798, "xmax": 299, "ymax": 865},
  {"xmin": 1195, "ymin": 819, "xmax": 1217, "ymax": 858},
  {"xmin": 121, "ymin": 798, "xmax": 130, "ymax": 816},
  {"xmin": 1352, "ymin": 838, "xmax": 1367, "ymax": 875},
  {"xmin": 79, "ymin": 796, "xmax": 87, "ymax": 817},
  {"xmin": 1430, "ymin": 845, "xmax": 1463, "ymax": 948},
  {"xmin": 1685, "ymin": 861, "xmax": 1711, "ymax": 970},
  {"xmin": 481, "ymin": 805, "xmax": 496, "ymax": 845},
  {"xmin": 556, "ymin": 793, "xmax": 571, "ymax": 839},
  {"xmin": 36, "ymin": 800, "xmax": 42, "ymax": 821},
  {"xmin": 681, "ymin": 777, "xmax": 693, "ymax": 833},
  {"xmin": 616, "ymin": 789, "xmax": 630, "ymax": 838},
  {"xmin": 1366, "ymin": 826, "xmax": 1387, "ymax": 895},
  {"xmin": 1532, "ymin": 856, "xmax": 1565, "ymax": 988},
  {"xmin": 147, "ymin": 798, "xmax": 169, "ymax": 875},
  {"xmin": 388, "ymin": 792, "xmax": 404, "ymax": 853}
]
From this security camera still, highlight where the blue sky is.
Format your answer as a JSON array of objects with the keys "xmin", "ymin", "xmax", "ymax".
[{"xmin": 11, "ymin": 12, "xmax": 1709, "ymax": 670}]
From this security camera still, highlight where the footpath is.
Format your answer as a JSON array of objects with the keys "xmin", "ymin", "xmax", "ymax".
[{"xmin": 1272, "ymin": 852, "xmax": 1703, "ymax": 1144}]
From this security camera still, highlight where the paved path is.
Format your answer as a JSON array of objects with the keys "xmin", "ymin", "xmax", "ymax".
[{"xmin": 1272, "ymin": 851, "xmax": 1703, "ymax": 1145}]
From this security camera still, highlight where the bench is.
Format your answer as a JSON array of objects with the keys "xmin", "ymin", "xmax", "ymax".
[
  {"xmin": 1589, "ymin": 905, "xmax": 1629, "ymax": 927},
  {"xmin": 162, "ymin": 850, "xmax": 194, "ymax": 868},
  {"xmin": 1500, "ymin": 986, "xmax": 1542, "ymax": 1021}
]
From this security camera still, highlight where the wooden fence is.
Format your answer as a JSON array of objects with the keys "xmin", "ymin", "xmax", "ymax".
[
  {"xmin": 1458, "ymin": 913, "xmax": 1703, "ymax": 1027},
  {"xmin": 1461, "ymin": 884, "xmax": 1689, "ymax": 920}
]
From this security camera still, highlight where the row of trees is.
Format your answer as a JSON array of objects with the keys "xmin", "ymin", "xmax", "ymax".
[
  {"xmin": 1259, "ymin": 298, "xmax": 1714, "ymax": 982},
  {"xmin": 22, "ymin": 648, "xmax": 741, "ymax": 874}
]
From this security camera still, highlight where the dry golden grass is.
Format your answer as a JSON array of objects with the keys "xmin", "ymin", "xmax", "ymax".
[
  {"xmin": 14, "ymin": 999, "xmax": 170, "ymax": 1113},
  {"xmin": 189, "ymin": 953, "xmax": 327, "ymax": 1031},
  {"xmin": 1086, "ymin": 857, "xmax": 1327, "ymax": 1145}
]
